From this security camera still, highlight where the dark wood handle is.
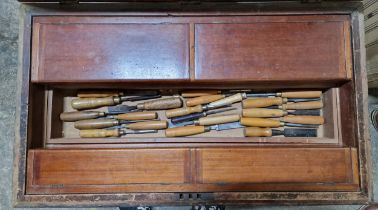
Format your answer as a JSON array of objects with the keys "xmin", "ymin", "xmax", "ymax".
[
  {"xmin": 244, "ymin": 127, "xmax": 272, "ymax": 137},
  {"xmin": 80, "ymin": 129, "xmax": 120, "ymax": 138},
  {"xmin": 240, "ymin": 118, "xmax": 282, "ymax": 127},
  {"xmin": 242, "ymin": 97, "xmax": 287, "ymax": 108},
  {"xmin": 181, "ymin": 90, "xmax": 220, "ymax": 97},
  {"xmin": 115, "ymin": 111, "xmax": 158, "ymax": 120},
  {"xmin": 126, "ymin": 120, "xmax": 168, "ymax": 130},
  {"xmin": 166, "ymin": 105, "xmax": 203, "ymax": 118},
  {"xmin": 165, "ymin": 126, "xmax": 206, "ymax": 137},
  {"xmin": 74, "ymin": 119, "xmax": 118, "ymax": 130},
  {"xmin": 186, "ymin": 95, "xmax": 226, "ymax": 107},
  {"xmin": 137, "ymin": 97, "xmax": 183, "ymax": 110},
  {"xmin": 282, "ymin": 116, "xmax": 324, "ymax": 125},
  {"xmin": 280, "ymin": 91, "xmax": 322, "ymax": 98},
  {"xmin": 60, "ymin": 111, "xmax": 105, "ymax": 121},
  {"xmin": 242, "ymin": 108, "xmax": 286, "ymax": 118},
  {"xmin": 71, "ymin": 97, "xmax": 119, "ymax": 110}
]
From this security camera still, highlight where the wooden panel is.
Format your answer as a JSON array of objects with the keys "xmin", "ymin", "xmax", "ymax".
[
  {"xmin": 27, "ymin": 149, "xmax": 190, "ymax": 193},
  {"xmin": 195, "ymin": 19, "xmax": 351, "ymax": 81},
  {"xmin": 31, "ymin": 19, "xmax": 189, "ymax": 82},
  {"xmin": 197, "ymin": 148, "xmax": 359, "ymax": 185}
]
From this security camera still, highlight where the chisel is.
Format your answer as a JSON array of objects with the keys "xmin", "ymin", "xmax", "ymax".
[
  {"xmin": 165, "ymin": 122, "xmax": 243, "ymax": 137},
  {"xmin": 242, "ymin": 97, "xmax": 320, "ymax": 108},
  {"xmin": 244, "ymin": 127, "xmax": 317, "ymax": 137},
  {"xmin": 207, "ymin": 93, "xmax": 247, "ymax": 109},
  {"xmin": 71, "ymin": 94, "xmax": 162, "ymax": 110},
  {"xmin": 170, "ymin": 114, "xmax": 241, "ymax": 127},
  {"xmin": 240, "ymin": 116, "xmax": 324, "ymax": 128},
  {"xmin": 245, "ymin": 91, "xmax": 322, "ymax": 98},
  {"xmin": 74, "ymin": 119, "xmax": 168, "ymax": 130},
  {"xmin": 242, "ymin": 108, "xmax": 320, "ymax": 118},
  {"xmin": 80, "ymin": 129, "xmax": 158, "ymax": 138},
  {"xmin": 60, "ymin": 111, "xmax": 158, "ymax": 122},
  {"xmin": 77, "ymin": 90, "xmax": 160, "ymax": 98},
  {"xmin": 170, "ymin": 107, "xmax": 237, "ymax": 124}
]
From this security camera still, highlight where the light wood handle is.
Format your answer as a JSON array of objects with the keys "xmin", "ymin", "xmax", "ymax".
[
  {"xmin": 126, "ymin": 120, "xmax": 168, "ymax": 130},
  {"xmin": 165, "ymin": 105, "xmax": 203, "ymax": 118},
  {"xmin": 281, "ymin": 101, "xmax": 323, "ymax": 110},
  {"xmin": 242, "ymin": 97, "xmax": 286, "ymax": 108},
  {"xmin": 197, "ymin": 114, "xmax": 240, "ymax": 126},
  {"xmin": 115, "ymin": 111, "xmax": 158, "ymax": 120},
  {"xmin": 282, "ymin": 116, "xmax": 324, "ymax": 125},
  {"xmin": 165, "ymin": 126, "xmax": 206, "ymax": 137},
  {"xmin": 242, "ymin": 108, "xmax": 286, "ymax": 118},
  {"xmin": 74, "ymin": 119, "xmax": 118, "ymax": 130},
  {"xmin": 280, "ymin": 91, "xmax": 322, "ymax": 98},
  {"xmin": 137, "ymin": 97, "xmax": 182, "ymax": 110},
  {"xmin": 80, "ymin": 129, "xmax": 120, "ymax": 138},
  {"xmin": 71, "ymin": 97, "xmax": 119, "ymax": 110},
  {"xmin": 240, "ymin": 118, "xmax": 282, "ymax": 127},
  {"xmin": 186, "ymin": 95, "xmax": 226, "ymax": 107},
  {"xmin": 244, "ymin": 127, "xmax": 272, "ymax": 137},
  {"xmin": 208, "ymin": 93, "xmax": 245, "ymax": 108},
  {"xmin": 181, "ymin": 90, "xmax": 220, "ymax": 97},
  {"xmin": 77, "ymin": 90, "xmax": 123, "ymax": 98},
  {"xmin": 60, "ymin": 111, "xmax": 105, "ymax": 121}
]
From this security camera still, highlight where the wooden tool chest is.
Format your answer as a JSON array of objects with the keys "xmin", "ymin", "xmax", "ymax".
[{"xmin": 14, "ymin": 0, "xmax": 372, "ymax": 207}]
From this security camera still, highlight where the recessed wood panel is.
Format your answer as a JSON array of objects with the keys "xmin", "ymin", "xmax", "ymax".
[
  {"xmin": 195, "ymin": 20, "xmax": 351, "ymax": 81},
  {"xmin": 197, "ymin": 148, "xmax": 358, "ymax": 184},
  {"xmin": 31, "ymin": 19, "xmax": 189, "ymax": 82},
  {"xmin": 27, "ymin": 149, "xmax": 189, "ymax": 188}
]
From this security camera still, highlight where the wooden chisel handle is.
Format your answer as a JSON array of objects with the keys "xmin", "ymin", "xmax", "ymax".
[
  {"xmin": 77, "ymin": 90, "xmax": 123, "ymax": 98},
  {"xmin": 279, "ymin": 91, "xmax": 322, "ymax": 98},
  {"xmin": 244, "ymin": 127, "xmax": 272, "ymax": 137},
  {"xmin": 115, "ymin": 111, "xmax": 158, "ymax": 120},
  {"xmin": 126, "ymin": 120, "xmax": 168, "ymax": 130},
  {"xmin": 242, "ymin": 97, "xmax": 287, "ymax": 108},
  {"xmin": 195, "ymin": 114, "xmax": 240, "ymax": 126},
  {"xmin": 208, "ymin": 93, "xmax": 246, "ymax": 108},
  {"xmin": 80, "ymin": 129, "xmax": 120, "ymax": 138},
  {"xmin": 71, "ymin": 97, "xmax": 120, "ymax": 110},
  {"xmin": 186, "ymin": 95, "xmax": 226, "ymax": 107},
  {"xmin": 242, "ymin": 108, "xmax": 286, "ymax": 118},
  {"xmin": 165, "ymin": 126, "xmax": 207, "ymax": 137},
  {"xmin": 280, "ymin": 101, "xmax": 323, "ymax": 110},
  {"xmin": 166, "ymin": 105, "xmax": 203, "ymax": 118},
  {"xmin": 181, "ymin": 90, "xmax": 220, "ymax": 97},
  {"xmin": 240, "ymin": 118, "xmax": 282, "ymax": 127},
  {"xmin": 60, "ymin": 111, "xmax": 105, "ymax": 121},
  {"xmin": 74, "ymin": 119, "xmax": 118, "ymax": 130},
  {"xmin": 281, "ymin": 116, "xmax": 324, "ymax": 125},
  {"xmin": 137, "ymin": 97, "xmax": 183, "ymax": 110}
]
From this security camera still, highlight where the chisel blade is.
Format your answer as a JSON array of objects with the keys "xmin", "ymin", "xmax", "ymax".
[
  {"xmin": 288, "ymin": 109, "xmax": 321, "ymax": 116},
  {"xmin": 108, "ymin": 105, "xmax": 138, "ymax": 114},
  {"xmin": 282, "ymin": 128, "xmax": 317, "ymax": 137},
  {"xmin": 287, "ymin": 98, "xmax": 320, "ymax": 103},
  {"xmin": 168, "ymin": 121, "xmax": 194, "ymax": 128},
  {"xmin": 284, "ymin": 123, "xmax": 319, "ymax": 128},
  {"xmin": 245, "ymin": 93, "xmax": 276, "ymax": 97},
  {"xmin": 206, "ymin": 107, "xmax": 237, "ymax": 115},
  {"xmin": 210, "ymin": 122, "xmax": 244, "ymax": 131}
]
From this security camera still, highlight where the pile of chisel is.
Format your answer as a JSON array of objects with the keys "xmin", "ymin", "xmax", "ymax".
[{"xmin": 59, "ymin": 89, "xmax": 324, "ymax": 138}]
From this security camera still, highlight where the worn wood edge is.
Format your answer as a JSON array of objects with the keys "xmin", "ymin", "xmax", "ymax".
[
  {"xmin": 351, "ymin": 11, "xmax": 372, "ymax": 202},
  {"xmin": 13, "ymin": 5, "xmax": 33, "ymax": 207}
]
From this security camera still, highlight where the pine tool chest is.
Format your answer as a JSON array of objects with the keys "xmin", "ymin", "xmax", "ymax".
[{"xmin": 14, "ymin": 0, "xmax": 372, "ymax": 207}]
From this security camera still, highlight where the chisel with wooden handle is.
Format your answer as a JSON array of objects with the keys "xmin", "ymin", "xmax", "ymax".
[
  {"xmin": 77, "ymin": 90, "xmax": 160, "ymax": 98},
  {"xmin": 165, "ymin": 122, "xmax": 243, "ymax": 137},
  {"xmin": 60, "ymin": 111, "xmax": 158, "ymax": 122},
  {"xmin": 169, "ymin": 114, "xmax": 241, "ymax": 127},
  {"xmin": 244, "ymin": 127, "xmax": 317, "ymax": 137},
  {"xmin": 246, "ymin": 91, "xmax": 322, "ymax": 98},
  {"xmin": 74, "ymin": 119, "xmax": 166, "ymax": 130},
  {"xmin": 242, "ymin": 108, "xmax": 320, "ymax": 118},
  {"xmin": 207, "ymin": 93, "xmax": 247, "ymax": 109},
  {"xmin": 80, "ymin": 129, "xmax": 157, "ymax": 138},
  {"xmin": 240, "ymin": 117, "xmax": 323, "ymax": 128},
  {"xmin": 185, "ymin": 95, "xmax": 226, "ymax": 107},
  {"xmin": 71, "ymin": 95, "xmax": 162, "ymax": 110},
  {"xmin": 170, "ymin": 107, "xmax": 237, "ymax": 124},
  {"xmin": 242, "ymin": 97, "xmax": 320, "ymax": 108}
]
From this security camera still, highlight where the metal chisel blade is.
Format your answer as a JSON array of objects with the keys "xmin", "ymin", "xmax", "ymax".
[
  {"xmin": 284, "ymin": 123, "xmax": 320, "ymax": 128},
  {"xmin": 283, "ymin": 128, "xmax": 317, "ymax": 137},
  {"xmin": 246, "ymin": 93, "xmax": 276, "ymax": 97},
  {"xmin": 287, "ymin": 98, "xmax": 320, "ymax": 103},
  {"xmin": 108, "ymin": 105, "xmax": 138, "ymax": 114},
  {"xmin": 168, "ymin": 121, "xmax": 194, "ymax": 128},
  {"xmin": 288, "ymin": 109, "xmax": 321, "ymax": 116},
  {"xmin": 210, "ymin": 122, "xmax": 244, "ymax": 131}
]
